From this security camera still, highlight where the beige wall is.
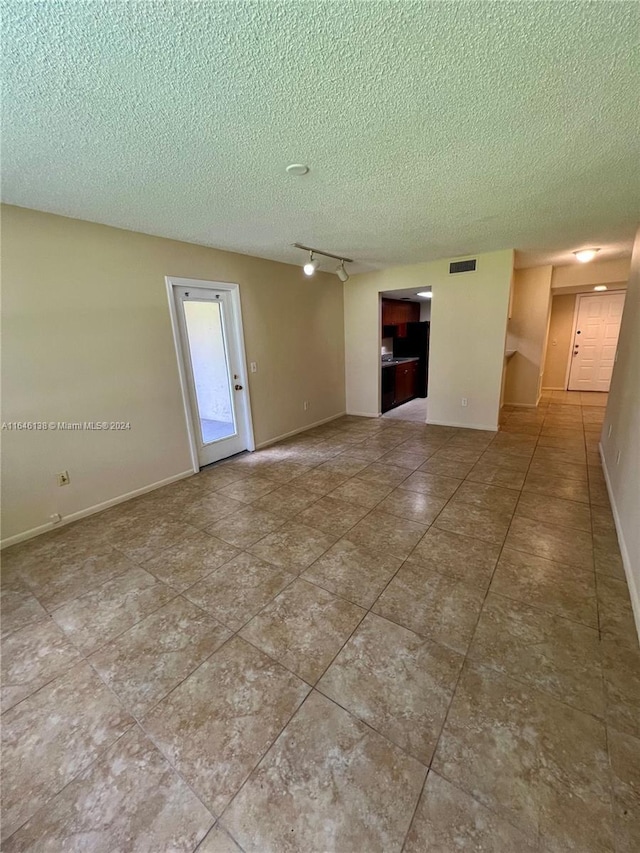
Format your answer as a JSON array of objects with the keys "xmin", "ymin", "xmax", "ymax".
[
  {"xmin": 1, "ymin": 205, "xmax": 345, "ymax": 544},
  {"xmin": 504, "ymin": 266, "xmax": 552, "ymax": 406},
  {"xmin": 344, "ymin": 250, "xmax": 513, "ymax": 429},
  {"xmin": 542, "ymin": 294, "xmax": 576, "ymax": 389},
  {"xmin": 601, "ymin": 226, "xmax": 640, "ymax": 641},
  {"xmin": 552, "ymin": 257, "xmax": 630, "ymax": 291}
]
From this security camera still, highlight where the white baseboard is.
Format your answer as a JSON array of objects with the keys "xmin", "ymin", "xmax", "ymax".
[
  {"xmin": 427, "ymin": 418, "xmax": 498, "ymax": 431},
  {"xmin": 255, "ymin": 412, "xmax": 346, "ymax": 450},
  {"xmin": 345, "ymin": 411, "xmax": 381, "ymax": 419},
  {"xmin": 600, "ymin": 443, "xmax": 640, "ymax": 644},
  {"xmin": 1, "ymin": 470, "xmax": 195, "ymax": 550},
  {"xmin": 502, "ymin": 401, "xmax": 539, "ymax": 408}
]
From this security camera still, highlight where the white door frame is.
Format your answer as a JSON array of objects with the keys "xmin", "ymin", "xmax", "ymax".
[
  {"xmin": 165, "ymin": 276, "xmax": 255, "ymax": 472},
  {"xmin": 564, "ymin": 289, "xmax": 625, "ymax": 391}
]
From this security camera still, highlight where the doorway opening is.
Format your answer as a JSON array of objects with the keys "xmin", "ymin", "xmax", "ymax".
[
  {"xmin": 166, "ymin": 277, "xmax": 255, "ymax": 469},
  {"xmin": 379, "ymin": 286, "xmax": 431, "ymax": 422}
]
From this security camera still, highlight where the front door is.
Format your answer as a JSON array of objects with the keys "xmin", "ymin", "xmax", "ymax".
[
  {"xmin": 568, "ymin": 291, "xmax": 626, "ymax": 392},
  {"xmin": 170, "ymin": 282, "xmax": 252, "ymax": 466}
]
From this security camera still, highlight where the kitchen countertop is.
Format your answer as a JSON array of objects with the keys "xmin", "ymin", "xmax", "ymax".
[{"xmin": 381, "ymin": 357, "xmax": 420, "ymax": 368}]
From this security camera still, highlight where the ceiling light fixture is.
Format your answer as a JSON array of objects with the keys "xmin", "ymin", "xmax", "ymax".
[
  {"xmin": 336, "ymin": 261, "xmax": 349, "ymax": 282},
  {"xmin": 416, "ymin": 291, "xmax": 432, "ymax": 299},
  {"xmin": 594, "ymin": 285, "xmax": 608, "ymax": 291},
  {"xmin": 303, "ymin": 252, "xmax": 320, "ymax": 276},
  {"xmin": 294, "ymin": 243, "xmax": 353, "ymax": 280},
  {"xmin": 286, "ymin": 164, "xmax": 309, "ymax": 176},
  {"xmin": 573, "ymin": 248, "xmax": 600, "ymax": 263}
]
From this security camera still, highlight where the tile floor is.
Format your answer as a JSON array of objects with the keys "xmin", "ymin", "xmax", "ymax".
[
  {"xmin": 1, "ymin": 390, "xmax": 639, "ymax": 851},
  {"xmin": 382, "ymin": 395, "xmax": 428, "ymax": 422}
]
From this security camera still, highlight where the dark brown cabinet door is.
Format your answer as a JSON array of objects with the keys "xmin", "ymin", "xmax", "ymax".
[{"xmin": 395, "ymin": 364, "xmax": 413, "ymax": 403}]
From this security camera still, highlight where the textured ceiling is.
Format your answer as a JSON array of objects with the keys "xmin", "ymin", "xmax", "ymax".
[{"xmin": 2, "ymin": 1, "xmax": 639, "ymax": 272}]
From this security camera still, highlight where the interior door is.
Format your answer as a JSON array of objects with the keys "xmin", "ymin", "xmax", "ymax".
[
  {"xmin": 568, "ymin": 291, "xmax": 626, "ymax": 392},
  {"xmin": 173, "ymin": 285, "xmax": 252, "ymax": 466}
]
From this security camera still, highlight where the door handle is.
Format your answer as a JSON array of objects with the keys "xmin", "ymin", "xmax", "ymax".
[{"xmin": 234, "ymin": 384, "xmax": 243, "ymax": 390}]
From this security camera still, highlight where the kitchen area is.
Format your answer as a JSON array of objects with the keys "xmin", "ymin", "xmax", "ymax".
[{"xmin": 380, "ymin": 289, "xmax": 431, "ymax": 417}]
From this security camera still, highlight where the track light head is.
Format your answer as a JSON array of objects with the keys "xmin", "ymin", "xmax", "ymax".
[
  {"xmin": 303, "ymin": 252, "xmax": 320, "ymax": 276},
  {"xmin": 336, "ymin": 261, "xmax": 349, "ymax": 282}
]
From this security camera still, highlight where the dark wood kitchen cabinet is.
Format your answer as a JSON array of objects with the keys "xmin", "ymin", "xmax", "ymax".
[
  {"xmin": 381, "ymin": 299, "xmax": 420, "ymax": 337},
  {"xmin": 395, "ymin": 361, "xmax": 418, "ymax": 405}
]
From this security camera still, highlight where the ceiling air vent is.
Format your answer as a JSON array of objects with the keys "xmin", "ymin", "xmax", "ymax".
[{"xmin": 449, "ymin": 259, "xmax": 477, "ymax": 274}]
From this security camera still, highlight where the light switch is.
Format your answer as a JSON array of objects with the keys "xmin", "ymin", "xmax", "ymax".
[{"xmin": 250, "ymin": 362, "xmax": 257, "ymax": 373}]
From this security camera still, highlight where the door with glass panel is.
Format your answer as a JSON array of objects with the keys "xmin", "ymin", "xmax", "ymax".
[{"xmin": 172, "ymin": 283, "xmax": 252, "ymax": 466}]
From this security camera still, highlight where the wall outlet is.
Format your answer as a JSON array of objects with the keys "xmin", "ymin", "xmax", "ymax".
[
  {"xmin": 57, "ymin": 471, "xmax": 70, "ymax": 486},
  {"xmin": 250, "ymin": 362, "xmax": 257, "ymax": 373},
  {"xmin": 461, "ymin": 398, "xmax": 468, "ymax": 407},
  {"xmin": 303, "ymin": 401, "xmax": 310, "ymax": 411},
  {"xmin": 608, "ymin": 424, "xmax": 613, "ymax": 438},
  {"xmin": 49, "ymin": 513, "xmax": 62, "ymax": 524},
  {"xmin": 616, "ymin": 450, "xmax": 621, "ymax": 465}
]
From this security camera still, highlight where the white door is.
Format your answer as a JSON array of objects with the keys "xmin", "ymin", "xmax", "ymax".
[
  {"xmin": 568, "ymin": 292, "xmax": 626, "ymax": 392},
  {"xmin": 168, "ymin": 280, "xmax": 253, "ymax": 467}
]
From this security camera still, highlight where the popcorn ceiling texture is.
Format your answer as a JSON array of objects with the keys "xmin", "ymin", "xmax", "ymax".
[{"xmin": 2, "ymin": 0, "xmax": 639, "ymax": 270}]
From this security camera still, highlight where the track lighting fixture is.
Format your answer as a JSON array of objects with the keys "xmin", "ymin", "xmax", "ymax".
[
  {"xmin": 303, "ymin": 252, "xmax": 320, "ymax": 276},
  {"xmin": 294, "ymin": 243, "xmax": 353, "ymax": 280}
]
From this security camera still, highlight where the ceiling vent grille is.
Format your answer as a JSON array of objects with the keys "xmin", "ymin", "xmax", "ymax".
[{"xmin": 449, "ymin": 259, "xmax": 477, "ymax": 274}]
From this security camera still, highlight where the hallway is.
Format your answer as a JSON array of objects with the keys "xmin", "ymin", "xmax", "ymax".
[{"xmin": 1, "ymin": 392, "xmax": 638, "ymax": 852}]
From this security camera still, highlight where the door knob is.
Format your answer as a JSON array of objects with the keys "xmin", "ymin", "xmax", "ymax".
[{"xmin": 234, "ymin": 384, "xmax": 243, "ymax": 390}]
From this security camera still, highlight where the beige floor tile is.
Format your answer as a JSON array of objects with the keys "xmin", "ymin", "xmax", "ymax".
[
  {"xmin": 409, "ymin": 527, "xmax": 501, "ymax": 589},
  {"xmin": 2, "ymin": 727, "xmax": 213, "ymax": 853},
  {"xmin": 248, "ymin": 521, "xmax": 337, "ymax": 571},
  {"xmin": 142, "ymin": 530, "xmax": 238, "ymax": 591},
  {"xmin": 404, "ymin": 771, "xmax": 537, "ymax": 853},
  {"xmin": 195, "ymin": 465, "xmax": 252, "ymax": 491},
  {"xmin": 1, "ymin": 617, "xmax": 82, "ymax": 713},
  {"xmin": 258, "ymin": 461, "xmax": 314, "ymax": 484},
  {"xmin": 433, "ymin": 501, "xmax": 512, "ymax": 545},
  {"xmin": 376, "ymin": 487, "xmax": 447, "ymax": 525},
  {"xmin": 204, "ymin": 505, "xmax": 287, "ymax": 548},
  {"xmin": 316, "ymin": 457, "xmax": 370, "ymax": 477},
  {"xmin": 449, "ymin": 479, "xmax": 520, "ymax": 512},
  {"xmin": 469, "ymin": 593, "xmax": 604, "ymax": 716},
  {"xmin": 1, "ymin": 662, "xmax": 133, "ymax": 841},
  {"xmin": 476, "ymin": 450, "xmax": 531, "ymax": 472},
  {"xmin": 327, "ymin": 477, "xmax": 394, "ymax": 509},
  {"xmin": 343, "ymin": 509, "xmax": 428, "ymax": 559},
  {"xmin": 355, "ymin": 462, "xmax": 412, "ymax": 488},
  {"xmin": 594, "ymin": 545, "xmax": 626, "ymax": 581},
  {"xmin": 597, "ymin": 574, "xmax": 639, "ymax": 646},
  {"xmin": 240, "ymin": 579, "xmax": 364, "ymax": 683},
  {"xmin": 433, "ymin": 664, "xmax": 613, "ymax": 852},
  {"xmin": 184, "ymin": 552, "xmax": 295, "ymax": 630},
  {"xmin": 602, "ymin": 636, "xmax": 640, "ymax": 739},
  {"xmin": 107, "ymin": 515, "xmax": 201, "ymax": 564},
  {"xmin": 288, "ymin": 467, "xmax": 349, "ymax": 495},
  {"xmin": 216, "ymin": 475, "xmax": 279, "ymax": 504},
  {"xmin": 0, "ymin": 579, "xmax": 47, "ymax": 638},
  {"xmin": 295, "ymin": 495, "xmax": 369, "ymax": 536},
  {"xmin": 378, "ymin": 447, "xmax": 433, "ymax": 470},
  {"xmin": 465, "ymin": 459, "xmax": 527, "ymax": 490},
  {"xmin": 51, "ymin": 567, "xmax": 176, "ymax": 655},
  {"xmin": 142, "ymin": 637, "xmax": 309, "ymax": 816},
  {"xmin": 373, "ymin": 562, "xmax": 485, "ymax": 654},
  {"xmin": 533, "ymin": 445, "xmax": 586, "ymax": 466},
  {"xmin": 515, "ymin": 491, "xmax": 592, "ymax": 532},
  {"xmin": 418, "ymin": 455, "xmax": 475, "ymax": 478},
  {"xmin": 608, "ymin": 727, "xmax": 640, "ymax": 853},
  {"xmin": 527, "ymin": 457, "xmax": 588, "ymax": 483},
  {"xmin": 302, "ymin": 538, "xmax": 401, "ymax": 607},
  {"xmin": 522, "ymin": 470, "xmax": 590, "ymax": 503},
  {"xmin": 221, "ymin": 691, "xmax": 426, "ymax": 853},
  {"xmin": 490, "ymin": 547, "xmax": 598, "ymax": 627},
  {"xmin": 504, "ymin": 516, "xmax": 593, "ymax": 568},
  {"xmin": 319, "ymin": 613, "xmax": 462, "ymax": 763},
  {"xmin": 182, "ymin": 492, "xmax": 246, "ymax": 528},
  {"xmin": 398, "ymin": 470, "xmax": 462, "ymax": 500},
  {"xmin": 250, "ymin": 484, "xmax": 319, "ymax": 518},
  {"xmin": 89, "ymin": 597, "xmax": 231, "ymax": 716},
  {"xmin": 197, "ymin": 825, "xmax": 243, "ymax": 853}
]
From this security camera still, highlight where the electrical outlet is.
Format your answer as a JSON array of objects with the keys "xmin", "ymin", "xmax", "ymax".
[
  {"xmin": 250, "ymin": 362, "xmax": 257, "ymax": 373},
  {"xmin": 461, "ymin": 398, "xmax": 468, "ymax": 407},
  {"xmin": 608, "ymin": 425, "xmax": 613, "ymax": 438},
  {"xmin": 57, "ymin": 471, "xmax": 70, "ymax": 487},
  {"xmin": 303, "ymin": 401, "xmax": 310, "ymax": 411},
  {"xmin": 49, "ymin": 513, "xmax": 62, "ymax": 524},
  {"xmin": 616, "ymin": 450, "xmax": 621, "ymax": 465}
]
